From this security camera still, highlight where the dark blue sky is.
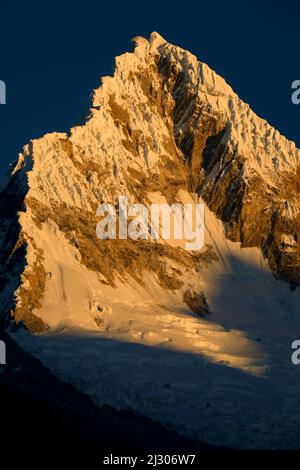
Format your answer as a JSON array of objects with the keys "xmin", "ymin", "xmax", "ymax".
[{"xmin": 0, "ymin": 0, "xmax": 300, "ymax": 174}]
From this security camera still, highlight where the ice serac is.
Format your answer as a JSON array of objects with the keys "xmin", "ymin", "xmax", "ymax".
[{"xmin": 0, "ymin": 31, "xmax": 299, "ymax": 335}]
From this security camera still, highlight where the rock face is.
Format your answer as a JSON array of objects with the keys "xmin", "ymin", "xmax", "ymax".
[{"xmin": 0, "ymin": 32, "xmax": 299, "ymax": 334}]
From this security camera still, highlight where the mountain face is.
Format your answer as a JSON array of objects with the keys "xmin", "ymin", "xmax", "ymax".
[
  {"xmin": 0, "ymin": 32, "xmax": 299, "ymax": 334},
  {"xmin": 1, "ymin": 32, "xmax": 300, "ymax": 449}
]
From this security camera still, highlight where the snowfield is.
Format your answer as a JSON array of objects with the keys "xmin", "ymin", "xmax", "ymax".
[{"xmin": 13, "ymin": 204, "xmax": 300, "ymax": 449}]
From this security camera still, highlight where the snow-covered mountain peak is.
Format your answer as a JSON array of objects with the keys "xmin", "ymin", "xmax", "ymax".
[
  {"xmin": 1, "ymin": 32, "xmax": 300, "ymax": 451},
  {"xmin": 0, "ymin": 32, "xmax": 299, "ymax": 336}
]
